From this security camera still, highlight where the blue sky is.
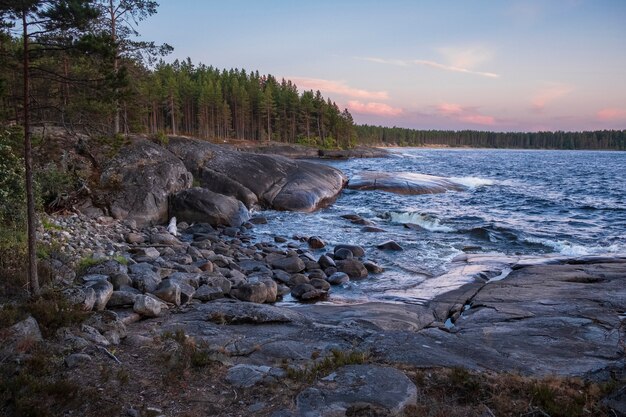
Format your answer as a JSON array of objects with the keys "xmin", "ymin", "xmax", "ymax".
[{"xmin": 140, "ymin": 0, "xmax": 626, "ymax": 132}]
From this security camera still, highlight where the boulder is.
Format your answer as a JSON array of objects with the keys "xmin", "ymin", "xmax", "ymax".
[
  {"xmin": 291, "ymin": 283, "xmax": 325, "ymax": 300},
  {"xmin": 363, "ymin": 261, "xmax": 384, "ymax": 274},
  {"xmin": 132, "ymin": 247, "xmax": 160, "ymax": 262},
  {"xmin": 87, "ymin": 280, "xmax": 114, "ymax": 311},
  {"xmin": 193, "ymin": 284, "xmax": 224, "ymax": 302},
  {"xmin": 318, "ymin": 255, "xmax": 336, "ymax": 269},
  {"xmin": 337, "ymin": 259, "xmax": 368, "ymax": 279},
  {"xmin": 231, "ymin": 282, "xmax": 268, "ymax": 304},
  {"xmin": 166, "ymin": 136, "xmax": 347, "ymax": 212},
  {"xmin": 84, "ymin": 259, "xmax": 128, "ymax": 276},
  {"xmin": 106, "ymin": 290, "xmax": 137, "ymax": 308},
  {"xmin": 326, "ymin": 272, "xmax": 350, "ymax": 285},
  {"xmin": 63, "ymin": 286, "xmax": 96, "ymax": 311},
  {"xmin": 270, "ymin": 256, "xmax": 306, "ymax": 273},
  {"xmin": 348, "ymin": 171, "xmax": 465, "ymax": 195},
  {"xmin": 133, "ymin": 295, "xmax": 165, "ymax": 318},
  {"xmin": 334, "ymin": 248, "xmax": 354, "ymax": 260},
  {"xmin": 334, "ymin": 244, "xmax": 365, "ymax": 258},
  {"xmin": 296, "ymin": 365, "xmax": 417, "ymax": 416},
  {"xmin": 170, "ymin": 187, "xmax": 250, "ymax": 227},
  {"xmin": 308, "ymin": 236, "xmax": 326, "ymax": 249},
  {"xmin": 153, "ymin": 279, "xmax": 182, "ymax": 306},
  {"xmin": 99, "ymin": 139, "xmax": 192, "ymax": 227},
  {"xmin": 377, "ymin": 240, "xmax": 404, "ymax": 251}
]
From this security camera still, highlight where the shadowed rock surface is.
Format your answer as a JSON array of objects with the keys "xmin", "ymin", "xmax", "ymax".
[
  {"xmin": 170, "ymin": 187, "xmax": 249, "ymax": 227},
  {"xmin": 100, "ymin": 140, "xmax": 192, "ymax": 226},
  {"xmin": 167, "ymin": 136, "xmax": 347, "ymax": 212},
  {"xmin": 348, "ymin": 171, "xmax": 465, "ymax": 195}
]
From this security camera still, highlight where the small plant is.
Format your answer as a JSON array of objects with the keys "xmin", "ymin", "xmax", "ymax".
[
  {"xmin": 285, "ymin": 348, "xmax": 369, "ymax": 382},
  {"xmin": 76, "ymin": 255, "xmax": 106, "ymax": 275},
  {"xmin": 153, "ymin": 131, "xmax": 169, "ymax": 147},
  {"xmin": 112, "ymin": 255, "xmax": 128, "ymax": 265},
  {"xmin": 160, "ymin": 328, "xmax": 214, "ymax": 379},
  {"xmin": 41, "ymin": 217, "xmax": 63, "ymax": 231},
  {"xmin": 25, "ymin": 289, "xmax": 89, "ymax": 338}
]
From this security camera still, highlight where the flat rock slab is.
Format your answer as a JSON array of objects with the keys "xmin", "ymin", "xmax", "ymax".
[
  {"xmin": 348, "ymin": 171, "xmax": 464, "ymax": 195},
  {"xmin": 296, "ymin": 365, "xmax": 417, "ymax": 417}
]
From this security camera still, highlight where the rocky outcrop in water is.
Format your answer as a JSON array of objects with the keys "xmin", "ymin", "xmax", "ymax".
[
  {"xmin": 348, "ymin": 171, "xmax": 464, "ymax": 195},
  {"xmin": 166, "ymin": 136, "xmax": 347, "ymax": 212}
]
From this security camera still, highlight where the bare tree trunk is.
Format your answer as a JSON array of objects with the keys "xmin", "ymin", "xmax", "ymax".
[
  {"xmin": 22, "ymin": 12, "xmax": 39, "ymax": 296},
  {"xmin": 110, "ymin": 0, "xmax": 120, "ymax": 134},
  {"xmin": 170, "ymin": 94, "xmax": 176, "ymax": 135}
]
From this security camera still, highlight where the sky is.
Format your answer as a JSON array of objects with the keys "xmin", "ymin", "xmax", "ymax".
[{"xmin": 139, "ymin": 0, "xmax": 626, "ymax": 132}]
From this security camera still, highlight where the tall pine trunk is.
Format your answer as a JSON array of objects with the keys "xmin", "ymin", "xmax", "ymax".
[{"xmin": 22, "ymin": 11, "xmax": 39, "ymax": 296}]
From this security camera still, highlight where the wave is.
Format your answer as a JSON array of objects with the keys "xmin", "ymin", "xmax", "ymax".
[
  {"xmin": 448, "ymin": 176, "xmax": 495, "ymax": 188},
  {"xmin": 523, "ymin": 236, "xmax": 623, "ymax": 256},
  {"xmin": 382, "ymin": 211, "xmax": 454, "ymax": 232}
]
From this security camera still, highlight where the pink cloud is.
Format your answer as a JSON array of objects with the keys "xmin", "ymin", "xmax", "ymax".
[
  {"xmin": 435, "ymin": 102, "xmax": 496, "ymax": 126},
  {"xmin": 461, "ymin": 114, "xmax": 496, "ymax": 125},
  {"xmin": 597, "ymin": 108, "xmax": 626, "ymax": 121},
  {"xmin": 347, "ymin": 100, "xmax": 403, "ymax": 116},
  {"xmin": 290, "ymin": 77, "xmax": 388, "ymax": 100},
  {"xmin": 531, "ymin": 84, "xmax": 573, "ymax": 111}
]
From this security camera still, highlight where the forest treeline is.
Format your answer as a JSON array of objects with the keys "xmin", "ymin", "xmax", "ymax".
[
  {"xmin": 0, "ymin": 1, "xmax": 624, "ymax": 151},
  {"xmin": 356, "ymin": 125, "xmax": 626, "ymax": 150}
]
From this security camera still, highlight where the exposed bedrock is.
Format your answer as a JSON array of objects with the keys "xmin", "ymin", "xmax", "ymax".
[
  {"xmin": 348, "ymin": 171, "xmax": 465, "ymax": 195},
  {"xmin": 166, "ymin": 136, "xmax": 347, "ymax": 212},
  {"xmin": 99, "ymin": 140, "xmax": 193, "ymax": 227}
]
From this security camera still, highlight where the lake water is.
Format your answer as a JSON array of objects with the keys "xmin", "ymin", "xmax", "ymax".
[{"xmin": 253, "ymin": 148, "xmax": 626, "ymax": 304}]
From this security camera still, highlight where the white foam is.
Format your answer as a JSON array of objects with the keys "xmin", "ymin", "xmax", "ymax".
[
  {"xmin": 448, "ymin": 176, "xmax": 495, "ymax": 188},
  {"xmin": 386, "ymin": 212, "xmax": 454, "ymax": 232},
  {"xmin": 524, "ymin": 236, "xmax": 622, "ymax": 256}
]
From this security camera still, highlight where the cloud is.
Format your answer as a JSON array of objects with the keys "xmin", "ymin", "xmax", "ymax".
[
  {"xmin": 597, "ymin": 108, "xmax": 626, "ymax": 121},
  {"xmin": 360, "ymin": 48, "xmax": 500, "ymax": 79},
  {"xmin": 531, "ymin": 84, "xmax": 573, "ymax": 111},
  {"xmin": 290, "ymin": 77, "xmax": 388, "ymax": 100},
  {"xmin": 435, "ymin": 102, "xmax": 496, "ymax": 126},
  {"xmin": 347, "ymin": 100, "xmax": 404, "ymax": 117}
]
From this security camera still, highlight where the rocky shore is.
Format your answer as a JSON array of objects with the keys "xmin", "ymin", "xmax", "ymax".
[{"xmin": 2, "ymin": 135, "xmax": 625, "ymax": 416}]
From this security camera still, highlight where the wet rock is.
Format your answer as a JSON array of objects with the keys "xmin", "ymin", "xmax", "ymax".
[
  {"xmin": 307, "ymin": 270, "xmax": 327, "ymax": 281},
  {"xmin": 334, "ymin": 244, "xmax": 365, "ymax": 258},
  {"xmin": 249, "ymin": 216, "xmax": 268, "ymax": 225},
  {"xmin": 318, "ymin": 255, "xmax": 336, "ymax": 269},
  {"xmin": 362, "ymin": 226, "xmax": 386, "ymax": 233},
  {"xmin": 291, "ymin": 283, "xmax": 325, "ymax": 300},
  {"xmin": 348, "ymin": 171, "xmax": 464, "ymax": 195},
  {"xmin": 334, "ymin": 248, "xmax": 354, "ymax": 260},
  {"xmin": 326, "ymin": 272, "xmax": 350, "ymax": 285},
  {"xmin": 377, "ymin": 240, "xmax": 404, "ymax": 251},
  {"xmin": 296, "ymin": 365, "xmax": 417, "ymax": 417},
  {"xmin": 308, "ymin": 236, "xmax": 326, "ymax": 249},
  {"xmin": 309, "ymin": 278, "xmax": 331, "ymax": 292},
  {"xmin": 337, "ymin": 259, "xmax": 369, "ymax": 279},
  {"xmin": 363, "ymin": 261, "xmax": 384, "ymax": 274}
]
